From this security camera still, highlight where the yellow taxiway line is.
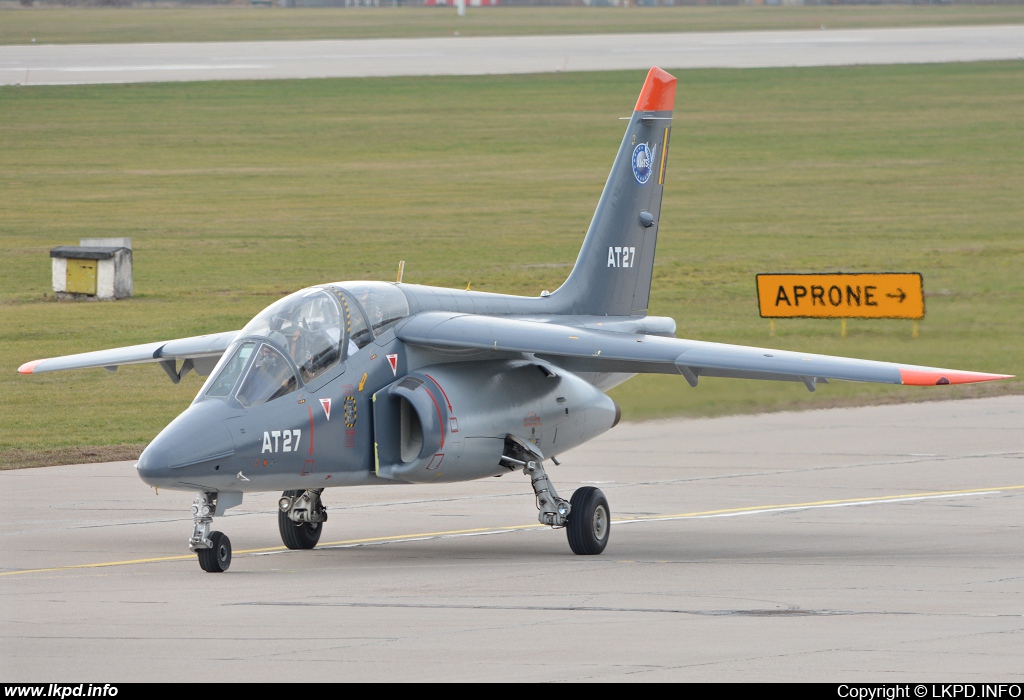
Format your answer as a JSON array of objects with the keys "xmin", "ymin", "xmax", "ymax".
[
  {"xmin": 612, "ymin": 484, "xmax": 1024, "ymax": 524},
  {"xmin": 3, "ymin": 484, "xmax": 1022, "ymax": 578}
]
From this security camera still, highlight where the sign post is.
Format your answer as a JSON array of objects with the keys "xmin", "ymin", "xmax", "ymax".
[{"xmin": 756, "ymin": 273, "xmax": 924, "ymax": 336}]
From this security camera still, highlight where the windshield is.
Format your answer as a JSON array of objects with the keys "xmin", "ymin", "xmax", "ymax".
[
  {"xmin": 239, "ymin": 287, "xmax": 343, "ymax": 383},
  {"xmin": 205, "ymin": 341, "xmax": 257, "ymax": 397},
  {"xmin": 237, "ymin": 343, "xmax": 297, "ymax": 408}
]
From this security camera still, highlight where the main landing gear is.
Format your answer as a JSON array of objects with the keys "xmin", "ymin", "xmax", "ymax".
[
  {"xmin": 503, "ymin": 439, "xmax": 610, "ymax": 555},
  {"xmin": 566, "ymin": 486, "xmax": 610, "ymax": 556},
  {"xmin": 277, "ymin": 489, "xmax": 327, "ymax": 550},
  {"xmin": 191, "ymin": 492, "xmax": 232, "ymax": 573}
]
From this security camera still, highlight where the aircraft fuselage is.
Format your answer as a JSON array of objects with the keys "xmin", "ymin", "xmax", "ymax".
[{"xmin": 136, "ymin": 281, "xmax": 676, "ymax": 496}]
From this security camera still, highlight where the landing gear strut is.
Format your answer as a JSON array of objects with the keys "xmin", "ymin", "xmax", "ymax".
[
  {"xmin": 504, "ymin": 437, "xmax": 610, "ymax": 556},
  {"xmin": 524, "ymin": 460, "xmax": 572, "ymax": 527},
  {"xmin": 190, "ymin": 492, "xmax": 232, "ymax": 573},
  {"xmin": 278, "ymin": 489, "xmax": 326, "ymax": 550}
]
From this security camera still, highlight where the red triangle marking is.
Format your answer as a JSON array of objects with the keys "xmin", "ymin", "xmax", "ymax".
[
  {"xmin": 319, "ymin": 398, "xmax": 331, "ymax": 421},
  {"xmin": 387, "ymin": 354, "xmax": 398, "ymax": 376}
]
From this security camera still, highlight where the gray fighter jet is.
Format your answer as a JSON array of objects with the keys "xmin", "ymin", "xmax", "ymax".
[{"xmin": 19, "ymin": 68, "xmax": 1010, "ymax": 572}]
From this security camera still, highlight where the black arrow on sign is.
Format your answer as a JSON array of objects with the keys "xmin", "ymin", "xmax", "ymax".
[{"xmin": 886, "ymin": 288, "xmax": 907, "ymax": 303}]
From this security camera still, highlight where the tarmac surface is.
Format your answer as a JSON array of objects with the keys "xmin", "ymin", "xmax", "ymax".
[
  {"xmin": 2, "ymin": 395, "xmax": 1022, "ymax": 681},
  {"xmin": 3, "ymin": 21, "xmax": 1021, "ymax": 683},
  {"xmin": 1, "ymin": 25, "xmax": 1023, "ymax": 86}
]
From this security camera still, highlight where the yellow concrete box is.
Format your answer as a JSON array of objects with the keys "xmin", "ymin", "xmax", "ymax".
[{"xmin": 50, "ymin": 241, "xmax": 132, "ymax": 299}]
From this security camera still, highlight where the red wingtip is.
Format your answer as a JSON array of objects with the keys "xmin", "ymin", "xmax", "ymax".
[
  {"xmin": 18, "ymin": 360, "xmax": 43, "ymax": 375},
  {"xmin": 635, "ymin": 67, "xmax": 677, "ymax": 113},
  {"xmin": 899, "ymin": 368, "xmax": 1014, "ymax": 386}
]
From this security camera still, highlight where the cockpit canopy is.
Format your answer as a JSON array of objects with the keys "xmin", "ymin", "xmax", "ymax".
[
  {"xmin": 243, "ymin": 288, "xmax": 342, "ymax": 380},
  {"xmin": 202, "ymin": 282, "xmax": 410, "ymax": 408}
]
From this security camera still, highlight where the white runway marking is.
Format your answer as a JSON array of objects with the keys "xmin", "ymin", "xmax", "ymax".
[{"xmin": 60, "ymin": 64, "xmax": 267, "ymax": 72}]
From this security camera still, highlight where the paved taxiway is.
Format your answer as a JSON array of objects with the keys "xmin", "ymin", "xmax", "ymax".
[
  {"xmin": 1, "ymin": 25, "xmax": 1023, "ymax": 86},
  {"xmin": 2, "ymin": 395, "xmax": 1022, "ymax": 681}
]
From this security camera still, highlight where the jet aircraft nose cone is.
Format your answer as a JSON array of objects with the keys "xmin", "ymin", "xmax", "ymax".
[{"xmin": 137, "ymin": 400, "xmax": 237, "ymax": 488}]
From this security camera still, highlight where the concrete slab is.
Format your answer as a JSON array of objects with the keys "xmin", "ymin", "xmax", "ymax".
[
  {"xmin": 1, "ymin": 25, "xmax": 1022, "ymax": 86},
  {"xmin": 2, "ymin": 396, "xmax": 1022, "ymax": 681}
]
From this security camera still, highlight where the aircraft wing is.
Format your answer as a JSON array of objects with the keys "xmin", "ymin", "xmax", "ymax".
[
  {"xmin": 18, "ymin": 330, "xmax": 239, "ymax": 380},
  {"xmin": 396, "ymin": 312, "xmax": 1010, "ymax": 388}
]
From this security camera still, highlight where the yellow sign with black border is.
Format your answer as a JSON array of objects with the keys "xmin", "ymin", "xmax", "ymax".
[{"xmin": 757, "ymin": 273, "xmax": 924, "ymax": 320}]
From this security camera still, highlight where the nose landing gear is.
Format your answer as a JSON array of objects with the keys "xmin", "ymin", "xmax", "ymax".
[
  {"xmin": 190, "ymin": 492, "xmax": 233, "ymax": 573},
  {"xmin": 197, "ymin": 531, "xmax": 232, "ymax": 573}
]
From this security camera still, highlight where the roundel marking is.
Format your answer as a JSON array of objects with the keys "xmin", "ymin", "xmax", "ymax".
[{"xmin": 632, "ymin": 143, "xmax": 653, "ymax": 185}]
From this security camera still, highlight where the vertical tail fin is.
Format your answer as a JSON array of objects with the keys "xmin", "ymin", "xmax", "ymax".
[{"xmin": 549, "ymin": 67, "xmax": 677, "ymax": 316}]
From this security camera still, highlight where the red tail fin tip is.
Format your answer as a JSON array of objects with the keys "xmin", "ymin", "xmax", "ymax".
[{"xmin": 635, "ymin": 67, "xmax": 677, "ymax": 113}]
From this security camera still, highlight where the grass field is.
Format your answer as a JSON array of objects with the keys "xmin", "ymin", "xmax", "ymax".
[
  {"xmin": 2, "ymin": 5, "xmax": 1024, "ymax": 45},
  {"xmin": 2, "ymin": 63, "xmax": 1023, "ymax": 467}
]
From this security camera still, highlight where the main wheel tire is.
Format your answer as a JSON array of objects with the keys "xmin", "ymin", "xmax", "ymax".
[
  {"xmin": 566, "ymin": 486, "xmax": 610, "ymax": 555},
  {"xmin": 197, "ymin": 531, "xmax": 232, "ymax": 573},
  {"xmin": 278, "ymin": 490, "xmax": 323, "ymax": 550}
]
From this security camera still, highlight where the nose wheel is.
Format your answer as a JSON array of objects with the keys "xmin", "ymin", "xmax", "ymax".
[{"xmin": 197, "ymin": 531, "xmax": 232, "ymax": 573}]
